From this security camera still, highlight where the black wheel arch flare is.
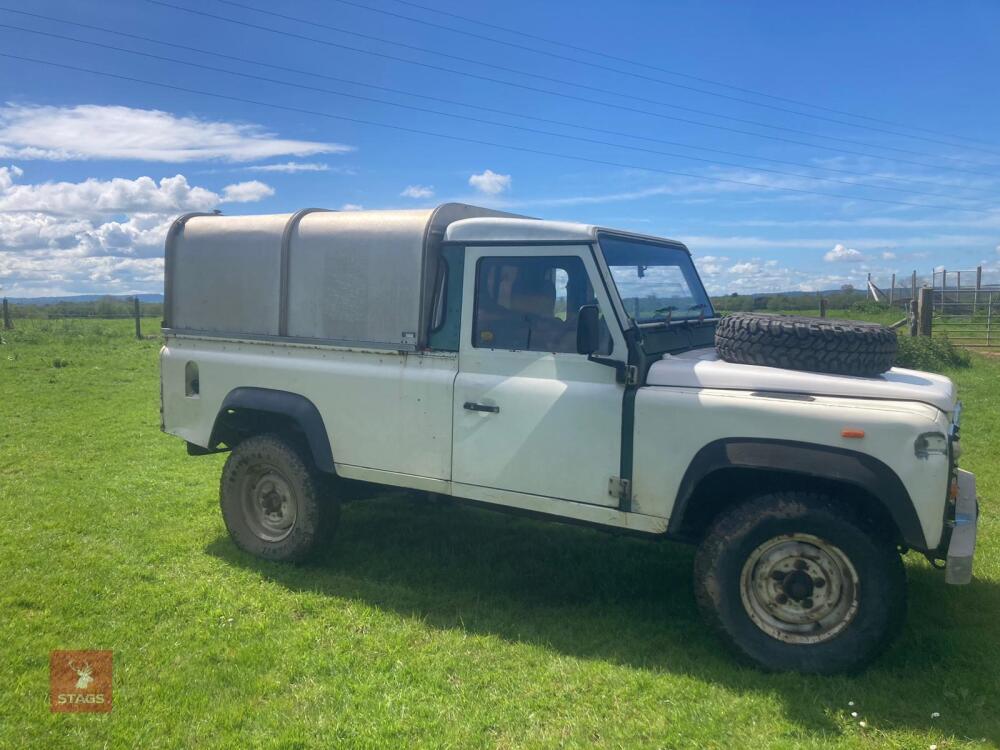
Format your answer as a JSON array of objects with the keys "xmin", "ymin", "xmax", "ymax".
[
  {"xmin": 209, "ymin": 387, "xmax": 335, "ymax": 474},
  {"xmin": 669, "ymin": 438, "xmax": 928, "ymax": 551}
]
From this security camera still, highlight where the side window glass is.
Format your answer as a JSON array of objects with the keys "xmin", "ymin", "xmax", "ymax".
[
  {"xmin": 473, "ymin": 255, "xmax": 611, "ymax": 355},
  {"xmin": 427, "ymin": 245, "xmax": 465, "ymax": 351}
]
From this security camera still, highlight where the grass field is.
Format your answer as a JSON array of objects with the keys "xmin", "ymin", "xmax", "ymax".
[{"xmin": 1, "ymin": 318, "xmax": 998, "ymax": 749}]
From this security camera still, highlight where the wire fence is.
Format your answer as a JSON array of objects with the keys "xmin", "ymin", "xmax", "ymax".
[
  {"xmin": 865, "ymin": 266, "xmax": 1000, "ymax": 349},
  {"xmin": 932, "ymin": 288, "xmax": 999, "ymax": 348},
  {"xmin": 864, "ymin": 271, "xmax": 926, "ymax": 310},
  {"xmin": 3, "ymin": 297, "xmax": 159, "ymax": 338}
]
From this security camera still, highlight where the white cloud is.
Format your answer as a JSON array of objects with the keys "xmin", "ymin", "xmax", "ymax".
[
  {"xmin": 468, "ymin": 169, "xmax": 511, "ymax": 195},
  {"xmin": 0, "ymin": 104, "xmax": 351, "ymax": 162},
  {"xmin": 245, "ymin": 162, "xmax": 330, "ymax": 173},
  {"xmin": 996, "ymin": 244, "xmax": 1000, "ymax": 255},
  {"xmin": 695, "ymin": 254, "xmax": 729, "ymax": 275},
  {"xmin": 0, "ymin": 211, "xmax": 92, "ymax": 250},
  {"xmin": 824, "ymin": 243, "xmax": 866, "ymax": 263},
  {"xmin": 0, "ymin": 166, "xmax": 275, "ymax": 295},
  {"xmin": 340, "ymin": 203, "xmax": 363, "ymax": 211},
  {"xmin": 0, "ymin": 163, "xmax": 22, "ymax": 190},
  {"xmin": 76, "ymin": 214, "xmax": 176, "ymax": 258},
  {"xmin": 0, "ymin": 167, "xmax": 271, "ymax": 216},
  {"xmin": 881, "ymin": 251, "xmax": 897, "ymax": 260},
  {"xmin": 699, "ymin": 263, "xmax": 865, "ymax": 297},
  {"xmin": 221, "ymin": 180, "xmax": 274, "ymax": 203},
  {"xmin": 400, "ymin": 184, "xmax": 435, "ymax": 199}
]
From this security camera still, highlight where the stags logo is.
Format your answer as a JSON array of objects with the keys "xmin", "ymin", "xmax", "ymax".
[
  {"xmin": 50, "ymin": 650, "xmax": 113, "ymax": 713},
  {"xmin": 71, "ymin": 660, "xmax": 93, "ymax": 689}
]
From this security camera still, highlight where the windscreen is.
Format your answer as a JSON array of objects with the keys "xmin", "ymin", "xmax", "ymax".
[{"xmin": 599, "ymin": 233, "xmax": 713, "ymax": 324}]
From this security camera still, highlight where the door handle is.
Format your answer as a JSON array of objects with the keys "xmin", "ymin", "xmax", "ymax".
[{"xmin": 464, "ymin": 401, "xmax": 500, "ymax": 413}]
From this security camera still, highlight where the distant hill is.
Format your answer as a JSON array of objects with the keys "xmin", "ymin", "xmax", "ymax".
[{"xmin": 7, "ymin": 294, "xmax": 164, "ymax": 306}]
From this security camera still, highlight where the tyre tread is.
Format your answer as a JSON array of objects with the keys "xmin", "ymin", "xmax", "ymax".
[
  {"xmin": 219, "ymin": 433, "xmax": 338, "ymax": 562},
  {"xmin": 693, "ymin": 491, "xmax": 906, "ymax": 674},
  {"xmin": 715, "ymin": 313, "xmax": 897, "ymax": 377}
]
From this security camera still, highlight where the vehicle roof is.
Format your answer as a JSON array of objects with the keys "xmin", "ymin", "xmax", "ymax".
[{"xmin": 444, "ymin": 216, "xmax": 689, "ymax": 252}]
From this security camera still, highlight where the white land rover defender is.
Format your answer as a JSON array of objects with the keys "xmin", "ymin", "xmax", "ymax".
[{"xmin": 160, "ymin": 204, "xmax": 978, "ymax": 674}]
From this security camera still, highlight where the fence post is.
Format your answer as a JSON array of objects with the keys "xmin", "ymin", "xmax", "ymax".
[
  {"xmin": 133, "ymin": 297, "xmax": 142, "ymax": 339},
  {"xmin": 2, "ymin": 297, "xmax": 11, "ymax": 330},
  {"xmin": 917, "ymin": 287, "xmax": 933, "ymax": 337},
  {"xmin": 988, "ymin": 292, "xmax": 993, "ymax": 348},
  {"xmin": 889, "ymin": 273, "xmax": 895, "ymax": 305},
  {"xmin": 975, "ymin": 265, "xmax": 982, "ymax": 314},
  {"xmin": 911, "ymin": 270, "xmax": 917, "ymax": 303},
  {"xmin": 908, "ymin": 299, "xmax": 918, "ymax": 337},
  {"xmin": 938, "ymin": 268, "xmax": 946, "ymax": 314},
  {"xmin": 819, "ymin": 297, "xmax": 828, "ymax": 318}
]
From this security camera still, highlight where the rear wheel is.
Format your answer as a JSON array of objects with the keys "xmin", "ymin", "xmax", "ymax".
[
  {"xmin": 220, "ymin": 433, "xmax": 338, "ymax": 562},
  {"xmin": 694, "ymin": 491, "xmax": 906, "ymax": 674}
]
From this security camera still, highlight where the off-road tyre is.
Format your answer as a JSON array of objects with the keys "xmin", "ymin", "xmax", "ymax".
[
  {"xmin": 220, "ymin": 433, "xmax": 339, "ymax": 562},
  {"xmin": 693, "ymin": 491, "xmax": 906, "ymax": 674},
  {"xmin": 715, "ymin": 313, "xmax": 897, "ymax": 377}
]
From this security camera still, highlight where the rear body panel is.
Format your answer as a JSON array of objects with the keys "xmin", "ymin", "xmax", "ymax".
[{"xmin": 162, "ymin": 335, "xmax": 458, "ymax": 480}]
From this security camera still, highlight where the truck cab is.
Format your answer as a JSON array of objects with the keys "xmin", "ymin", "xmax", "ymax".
[{"xmin": 161, "ymin": 203, "xmax": 977, "ymax": 674}]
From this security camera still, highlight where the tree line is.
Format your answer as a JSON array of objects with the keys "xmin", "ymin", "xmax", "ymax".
[{"xmin": 711, "ymin": 285, "xmax": 872, "ymax": 313}]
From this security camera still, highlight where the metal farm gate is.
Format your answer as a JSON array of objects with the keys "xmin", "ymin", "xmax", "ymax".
[{"xmin": 932, "ymin": 287, "xmax": 1000, "ymax": 348}]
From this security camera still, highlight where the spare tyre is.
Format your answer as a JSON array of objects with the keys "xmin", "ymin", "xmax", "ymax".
[{"xmin": 715, "ymin": 313, "xmax": 897, "ymax": 377}]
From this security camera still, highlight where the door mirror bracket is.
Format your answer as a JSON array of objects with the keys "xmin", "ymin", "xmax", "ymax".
[
  {"xmin": 587, "ymin": 356, "xmax": 637, "ymax": 385},
  {"xmin": 577, "ymin": 304, "xmax": 636, "ymax": 384}
]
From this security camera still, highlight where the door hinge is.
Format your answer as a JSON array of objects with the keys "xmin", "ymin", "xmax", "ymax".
[
  {"xmin": 609, "ymin": 476, "xmax": 631, "ymax": 503},
  {"xmin": 624, "ymin": 365, "xmax": 639, "ymax": 386}
]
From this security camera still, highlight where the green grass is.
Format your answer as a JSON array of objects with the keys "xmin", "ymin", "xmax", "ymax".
[{"xmin": 1, "ymin": 318, "xmax": 998, "ymax": 749}]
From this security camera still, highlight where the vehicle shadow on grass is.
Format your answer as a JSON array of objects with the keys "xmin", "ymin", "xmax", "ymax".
[{"xmin": 206, "ymin": 493, "xmax": 999, "ymax": 743}]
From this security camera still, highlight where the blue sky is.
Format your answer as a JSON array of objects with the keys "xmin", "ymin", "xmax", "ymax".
[{"xmin": 1, "ymin": 0, "xmax": 999, "ymax": 297}]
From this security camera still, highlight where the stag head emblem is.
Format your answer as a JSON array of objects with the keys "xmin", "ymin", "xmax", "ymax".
[{"xmin": 68, "ymin": 659, "xmax": 94, "ymax": 689}]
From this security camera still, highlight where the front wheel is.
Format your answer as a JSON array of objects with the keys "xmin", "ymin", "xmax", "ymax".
[
  {"xmin": 694, "ymin": 491, "xmax": 906, "ymax": 674},
  {"xmin": 220, "ymin": 433, "xmax": 338, "ymax": 562}
]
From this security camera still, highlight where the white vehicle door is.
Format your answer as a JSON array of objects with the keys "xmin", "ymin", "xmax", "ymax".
[{"xmin": 452, "ymin": 245, "xmax": 629, "ymax": 507}]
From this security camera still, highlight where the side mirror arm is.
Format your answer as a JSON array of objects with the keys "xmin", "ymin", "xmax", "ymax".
[
  {"xmin": 576, "ymin": 303, "xmax": 638, "ymax": 385},
  {"xmin": 587, "ymin": 355, "xmax": 638, "ymax": 385}
]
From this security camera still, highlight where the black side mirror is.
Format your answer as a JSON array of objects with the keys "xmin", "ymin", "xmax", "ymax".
[{"xmin": 576, "ymin": 304, "xmax": 600, "ymax": 355}]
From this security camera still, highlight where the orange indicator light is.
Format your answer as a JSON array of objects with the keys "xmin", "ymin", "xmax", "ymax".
[{"xmin": 841, "ymin": 429, "xmax": 865, "ymax": 439}]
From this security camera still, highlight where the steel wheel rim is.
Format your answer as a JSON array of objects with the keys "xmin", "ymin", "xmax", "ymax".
[
  {"xmin": 740, "ymin": 533, "xmax": 860, "ymax": 644},
  {"xmin": 241, "ymin": 465, "xmax": 297, "ymax": 542}
]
